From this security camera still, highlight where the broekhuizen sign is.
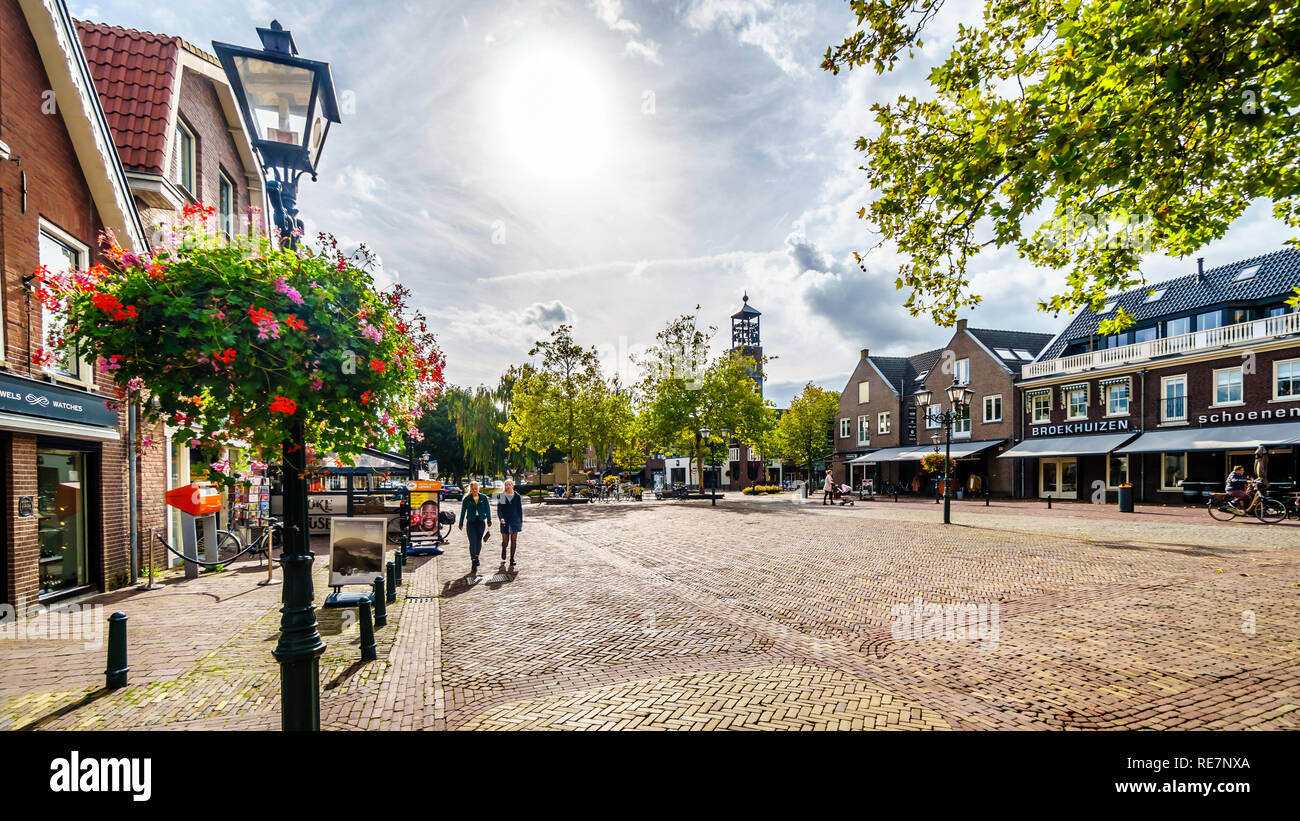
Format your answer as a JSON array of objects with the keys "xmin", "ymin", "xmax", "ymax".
[{"xmin": 0, "ymin": 373, "xmax": 117, "ymax": 428}]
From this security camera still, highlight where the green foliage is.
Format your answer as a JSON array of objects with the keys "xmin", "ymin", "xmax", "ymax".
[
  {"xmin": 776, "ymin": 383, "xmax": 840, "ymax": 477},
  {"xmin": 504, "ymin": 325, "xmax": 605, "ymax": 492},
  {"xmin": 418, "ymin": 385, "xmax": 469, "ymax": 482},
  {"xmin": 824, "ymin": 0, "xmax": 1300, "ymax": 330},
  {"xmin": 40, "ymin": 214, "xmax": 444, "ymax": 485},
  {"xmin": 636, "ymin": 310, "xmax": 775, "ymax": 490}
]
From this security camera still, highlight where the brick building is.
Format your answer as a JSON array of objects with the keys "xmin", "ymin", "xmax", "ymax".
[
  {"xmin": 1004, "ymin": 252, "xmax": 1300, "ymax": 503},
  {"xmin": 75, "ymin": 20, "xmax": 267, "ymax": 551},
  {"xmin": 1, "ymin": 0, "xmax": 148, "ymax": 603},
  {"xmin": 834, "ymin": 321, "xmax": 1051, "ymax": 497}
]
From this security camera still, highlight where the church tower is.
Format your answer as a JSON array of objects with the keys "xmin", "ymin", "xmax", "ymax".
[{"xmin": 730, "ymin": 292, "xmax": 763, "ymax": 396}]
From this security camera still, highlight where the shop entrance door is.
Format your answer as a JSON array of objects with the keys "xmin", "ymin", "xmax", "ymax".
[
  {"xmin": 1039, "ymin": 458, "xmax": 1078, "ymax": 498},
  {"xmin": 37, "ymin": 449, "xmax": 90, "ymax": 597}
]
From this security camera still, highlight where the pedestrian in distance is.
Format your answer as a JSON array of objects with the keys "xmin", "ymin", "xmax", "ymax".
[
  {"xmin": 458, "ymin": 480, "xmax": 493, "ymax": 576},
  {"xmin": 823, "ymin": 469, "xmax": 834, "ymax": 505},
  {"xmin": 497, "ymin": 479, "xmax": 523, "ymax": 569}
]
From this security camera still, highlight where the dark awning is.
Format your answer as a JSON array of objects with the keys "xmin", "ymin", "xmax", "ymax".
[
  {"xmin": 1117, "ymin": 422, "xmax": 1300, "ymax": 454},
  {"xmin": 998, "ymin": 432, "xmax": 1136, "ymax": 459}
]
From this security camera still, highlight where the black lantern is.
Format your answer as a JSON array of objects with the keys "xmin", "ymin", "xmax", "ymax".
[
  {"xmin": 213, "ymin": 21, "xmax": 341, "ymax": 246},
  {"xmin": 915, "ymin": 379, "xmax": 972, "ymax": 525}
]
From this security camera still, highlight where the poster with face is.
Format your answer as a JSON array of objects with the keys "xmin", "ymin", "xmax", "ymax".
[
  {"xmin": 414, "ymin": 499, "xmax": 440, "ymax": 532},
  {"xmin": 328, "ymin": 517, "xmax": 387, "ymax": 586}
]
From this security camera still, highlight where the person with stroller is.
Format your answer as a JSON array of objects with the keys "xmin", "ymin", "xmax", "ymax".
[{"xmin": 823, "ymin": 469, "xmax": 835, "ymax": 505}]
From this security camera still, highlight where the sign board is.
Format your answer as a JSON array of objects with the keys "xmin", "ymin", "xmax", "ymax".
[
  {"xmin": 0, "ymin": 372, "xmax": 117, "ymax": 428},
  {"xmin": 328, "ymin": 517, "xmax": 387, "ymax": 587}
]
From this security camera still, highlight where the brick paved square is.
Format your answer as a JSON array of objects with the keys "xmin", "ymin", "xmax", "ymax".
[{"xmin": 1, "ymin": 497, "xmax": 1296, "ymax": 731}]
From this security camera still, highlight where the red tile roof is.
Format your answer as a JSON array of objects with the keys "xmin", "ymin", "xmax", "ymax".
[{"xmin": 75, "ymin": 20, "xmax": 181, "ymax": 175}]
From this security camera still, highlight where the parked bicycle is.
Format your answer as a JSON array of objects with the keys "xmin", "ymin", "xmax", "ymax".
[
  {"xmin": 1206, "ymin": 483, "xmax": 1286, "ymax": 524},
  {"xmin": 216, "ymin": 516, "xmax": 282, "ymax": 561}
]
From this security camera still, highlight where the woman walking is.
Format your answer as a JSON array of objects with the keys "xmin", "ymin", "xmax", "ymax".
[
  {"xmin": 497, "ymin": 479, "xmax": 523, "ymax": 569},
  {"xmin": 822, "ymin": 469, "xmax": 835, "ymax": 505},
  {"xmin": 458, "ymin": 481, "xmax": 493, "ymax": 576}
]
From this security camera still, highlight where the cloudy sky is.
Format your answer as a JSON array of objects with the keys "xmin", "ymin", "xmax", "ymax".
[{"xmin": 79, "ymin": 0, "xmax": 1291, "ymax": 406}]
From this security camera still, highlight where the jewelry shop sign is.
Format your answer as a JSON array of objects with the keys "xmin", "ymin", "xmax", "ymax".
[{"xmin": 0, "ymin": 373, "xmax": 117, "ymax": 428}]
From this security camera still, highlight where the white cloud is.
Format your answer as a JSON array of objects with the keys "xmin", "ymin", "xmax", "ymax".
[
  {"xmin": 336, "ymin": 165, "xmax": 387, "ymax": 202},
  {"xmin": 683, "ymin": 0, "xmax": 813, "ymax": 76},
  {"xmin": 589, "ymin": 0, "xmax": 661, "ymax": 63},
  {"xmin": 624, "ymin": 39, "xmax": 662, "ymax": 64}
]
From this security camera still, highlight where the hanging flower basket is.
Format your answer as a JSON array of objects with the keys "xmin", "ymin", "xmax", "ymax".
[
  {"xmin": 920, "ymin": 452, "xmax": 956, "ymax": 475},
  {"xmin": 38, "ymin": 204, "xmax": 445, "ymax": 486}
]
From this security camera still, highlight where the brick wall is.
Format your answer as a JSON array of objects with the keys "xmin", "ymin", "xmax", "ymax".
[{"xmin": 1, "ymin": 0, "xmax": 133, "ymax": 602}]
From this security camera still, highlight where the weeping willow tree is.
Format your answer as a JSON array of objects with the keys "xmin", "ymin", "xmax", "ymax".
[{"xmin": 454, "ymin": 385, "xmax": 507, "ymax": 480}]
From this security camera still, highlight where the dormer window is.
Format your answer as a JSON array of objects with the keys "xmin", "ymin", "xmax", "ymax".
[
  {"xmin": 1233, "ymin": 265, "xmax": 1260, "ymax": 282},
  {"xmin": 1013, "ymin": 349, "xmax": 1034, "ymax": 361},
  {"xmin": 1144, "ymin": 289, "xmax": 1166, "ymax": 302}
]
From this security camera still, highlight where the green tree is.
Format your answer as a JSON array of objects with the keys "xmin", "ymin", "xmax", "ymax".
[
  {"xmin": 586, "ymin": 378, "xmax": 636, "ymax": 479},
  {"xmin": 776, "ymin": 383, "xmax": 840, "ymax": 487},
  {"xmin": 504, "ymin": 325, "xmax": 603, "ymax": 495},
  {"xmin": 824, "ymin": 0, "xmax": 1300, "ymax": 331},
  {"xmin": 454, "ymin": 385, "xmax": 507, "ymax": 480},
  {"xmin": 419, "ymin": 385, "xmax": 469, "ymax": 482},
  {"xmin": 637, "ymin": 311, "xmax": 773, "ymax": 492}
]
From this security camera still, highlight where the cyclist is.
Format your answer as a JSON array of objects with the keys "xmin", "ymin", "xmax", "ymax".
[{"xmin": 1224, "ymin": 465, "xmax": 1251, "ymax": 511}]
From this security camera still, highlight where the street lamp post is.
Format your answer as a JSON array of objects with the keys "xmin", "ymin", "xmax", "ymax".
[
  {"xmin": 699, "ymin": 426, "xmax": 729, "ymax": 507},
  {"xmin": 914, "ymin": 380, "xmax": 974, "ymax": 525},
  {"xmin": 214, "ymin": 21, "xmax": 341, "ymax": 732}
]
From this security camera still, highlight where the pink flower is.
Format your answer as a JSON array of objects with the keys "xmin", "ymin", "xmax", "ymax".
[
  {"xmin": 274, "ymin": 277, "xmax": 304, "ymax": 304},
  {"xmin": 141, "ymin": 435, "xmax": 154, "ymax": 448},
  {"xmin": 310, "ymin": 376, "xmax": 324, "ymax": 391}
]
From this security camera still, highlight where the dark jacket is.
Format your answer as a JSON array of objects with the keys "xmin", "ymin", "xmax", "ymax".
[
  {"xmin": 497, "ymin": 492, "xmax": 523, "ymax": 531},
  {"xmin": 459, "ymin": 493, "xmax": 492, "ymax": 526},
  {"xmin": 1225, "ymin": 471, "xmax": 1249, "ymax": 492}
]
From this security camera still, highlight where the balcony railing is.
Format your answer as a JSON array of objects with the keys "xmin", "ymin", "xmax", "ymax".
[{"xmin": 1022, "ymin": 311, "xmax": 1300, "ymax": 379}]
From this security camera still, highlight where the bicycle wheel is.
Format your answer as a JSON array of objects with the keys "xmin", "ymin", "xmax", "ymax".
[
  {"xmin": 1206, "ymin": 497, "xmax": 1237, "ymax": 522},
  {"xmin": 1256, "ymin": 498, "xmax": 1287, "ymax": 524},
  {"xmin": 215, "ymin": 529, "xmax": 245, "ymax": 560}
]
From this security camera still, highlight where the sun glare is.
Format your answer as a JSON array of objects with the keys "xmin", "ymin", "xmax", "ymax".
[{"xmin": 486, "ymin": 42, "xmax": 615, "ymax": 187}]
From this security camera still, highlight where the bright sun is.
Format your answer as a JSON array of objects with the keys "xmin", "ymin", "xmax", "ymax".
[{"xmin": 487, "ymin": 42, "xmax": 615, "ymax": 187}]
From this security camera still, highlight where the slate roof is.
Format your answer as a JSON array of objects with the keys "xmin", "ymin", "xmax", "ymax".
[
  {"xmin": 867, "ymin": 348, "xmax": 943, "ymax": 396},
  {"xmin": 1039, "ymin": 249, "xmax": 1300, "ymax": 360},
  {"xmin": 76, "ymin": 21, "xmax": 181, "ymax": 175},
  {"xmin": 731, "ymin": 292, "xmax": 761, "ymax": 318},
  {"xmin": 966, "ymin": 328, "xmax": 1055, "ymax": 371}
]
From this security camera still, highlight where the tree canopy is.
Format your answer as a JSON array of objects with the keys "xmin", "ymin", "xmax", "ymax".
[
  {"xmin": 824, "ymin": 0, "xmax": 1300, "ymax": 332},
  {"xmin": 776, "ymin": 383, "xmax": 840, "ymax": 481}
]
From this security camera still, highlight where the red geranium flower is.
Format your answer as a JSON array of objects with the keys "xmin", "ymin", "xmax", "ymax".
[
  {"xmin": 360, "ymin": 391, "xmax": 373, "ymax": 405},
  {"xmin": 369, "ymin": 359, "xmax": 387, "ymax": 372},
  {"xmin": 284, "ymin": 316, "xmax": 307, "ymax": 331},
  {"xmin": 269, "ymin": 396, "xmax": 297, "ymax": 415}
]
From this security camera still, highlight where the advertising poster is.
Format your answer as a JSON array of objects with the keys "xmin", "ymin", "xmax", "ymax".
[{"xmin": 328, "ymin": 516, "xmax": 387, "ymax": 586}]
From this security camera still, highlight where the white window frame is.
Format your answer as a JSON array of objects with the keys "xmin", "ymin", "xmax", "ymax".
[
  {"xmin": 955, "ymin": 358, "xmax": 970, "ymax": 385},
  {"xmin": 1105, "ymin": 382, "xmax": 1130, "ymax": 417},
  {"xmin": 1065, "ymin": 386, "xmax": 1088, "ymax": 420},
  {"xmin": 1271, "ymin": 357, "xmax": 1300, "ymax": 402},
  {"xmin": 38, "ymin": 220, "xmax": 92, "ymax": 387},
  {"xmin": 857, "ymin": 381, "xmax": 870, "ymax": 404},
  {"xmin": 1031, "ymin": 392, "xmax": 1051, "ymax": 424},
  {"xmin": 1160, "ymin": 451, "xmax": 1188, "ymax": 491},
  {"xmin": 877, "ymin": 411, "xmax": 891, "ymax": 434},
  {"xmin": 953, "ymin": 402, "xmax": 971, "ymax": 436},
  {"xmin": 174, "ymin": 119, "xmax": 196, "ymax": 193},
  {"xmin": 1160, "ymin": 374, "xmax": 1188, "ymax": 423},
  {"xmin": 857, "ymin": 415, "xmax": 870, "ymax": 446},
  {"xmin": 728, "ymin": 447, "xmax": 740, "ymax": 463},
  {"xmin": 839, "ymin": 418, "xmax": 850, "ymax": 439},
  {"xmin": 925, "ymin": 405, "xmax": 941, "ymax": 430},
  {"xmin": 218, "ymin": 169, "xmax": 235, "ymax": 238},
  {"xmin": 982, "ymin": 394, "xmax": 1002, "ymax": 423},
  {"xmin": 1212, "ymin": 366, "xmax": 1244, "ymax": 407}
]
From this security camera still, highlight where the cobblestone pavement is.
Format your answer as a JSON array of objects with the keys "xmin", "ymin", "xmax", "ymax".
[{"xmin": 2, "ymin": 494, "xmax": 1296, "ymax": 731}]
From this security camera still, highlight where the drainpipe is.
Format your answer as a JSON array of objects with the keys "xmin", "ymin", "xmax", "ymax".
[
  {"xmin": 127, "ymin": 399, "xmax": 138, "ymax": 581},
  {"xmin": 1137, "ymin": 369, "xmax": 1147, "ymax": 504}
]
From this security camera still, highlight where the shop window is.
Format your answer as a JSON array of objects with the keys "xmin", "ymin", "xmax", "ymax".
[
  {"xmin": 37, "ymin": 450, "xmax": 89, "ymax": 596},
  {"xmin": 1162, "ymin": 452, "xmax": 1187, "ymax": 490},
  {"xmin": 1213, "ymin": 366, "xmax": 1243, "ymax": 406},
  {"xmin": 983, "ymin": 394, "xmax": 1002, "ymax": 423},
  {"xmin": 1107, "ymin": 454, "xmax": 1129, "ymax": 489},
  {"xmin": 877, "ymin": 412, "xmax": 891, "ymax": 434},
  {"xmin": 1161, "ymin": 375, "xmax": 1187, "ymax": 422},
  {"xmin": 1275, "ymin": 358, "xmax": 1300, "ymax": 401},
  {"xmin": 1105, "ymin": 382, "xmax": 1129, "ymax": 416}
]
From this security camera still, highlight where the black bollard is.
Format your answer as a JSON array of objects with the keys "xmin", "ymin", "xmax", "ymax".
[
  {"xmin": 358, "ymin": 600, "xmax": 376, "ymax": 662},
  {"xmin": 373, "ymin": 576, "xmax": 388, "ymax": 628},
  {"xmin": 1047, "ymin": 495, "xmax": 1053, "ymax": 509},
  {"xmin": 393, "ymin": 551, "xmax": 402, "ymax": 586},
  {"xmin": 986, "ymin": 487, "xmax": 991, "ymax": 507},
  {"xmin": 105, "ymin": 612, "xmax": 129, "ymax": 689},
  {"xmin": 386, "ymin": 562, "xmax": 397, "ymax": 602}
]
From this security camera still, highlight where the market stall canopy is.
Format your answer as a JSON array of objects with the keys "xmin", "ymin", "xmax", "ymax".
[
  {"xmin": 998, "ymin": 432, "xmax": 1136, "ymax": 459},
  {"xmin": 1116, "ymin": 422, "xmax": 1300, "ymax": 454}
]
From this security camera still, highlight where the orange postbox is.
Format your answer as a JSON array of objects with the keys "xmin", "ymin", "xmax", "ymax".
[
  {"xmin": 165, "ymin": 482, "xmax": 222, "ymax": 578},
  {"xmin": 165, "ymin": 483, "xmax": 223, "ymax": 515}
]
